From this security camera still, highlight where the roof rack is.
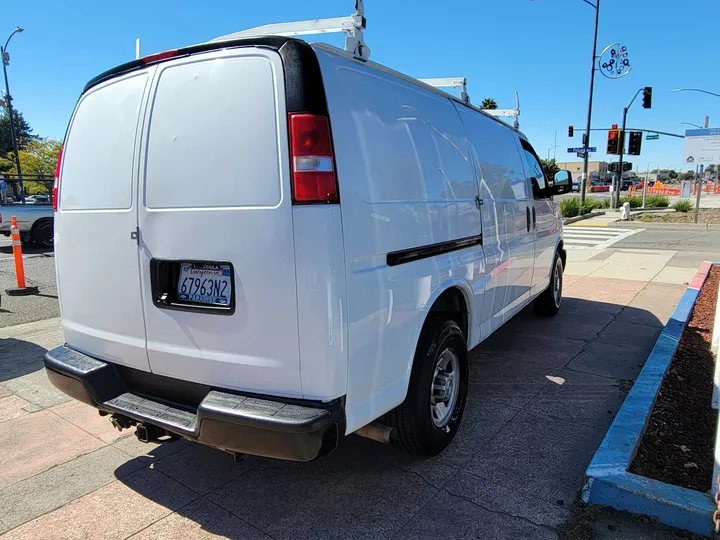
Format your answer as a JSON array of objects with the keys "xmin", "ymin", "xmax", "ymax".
[
  {"xmin": 209, "ymin": 0, "xmax": 370, "ymax": 61},
  {"xmin": 420, "ymin": 78, "xmax": 521, "ymax": 129},
  {"xmin": 208, "ymin": 2, "xmax": 520, "ymax": 128},
  {"xmin": 419, "ymin": 78, "xmax": 470, "ymax": 104}
]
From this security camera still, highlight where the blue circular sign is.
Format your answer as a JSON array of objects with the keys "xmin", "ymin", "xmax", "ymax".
[{"xmin": 0, "ymin": 181, "xmax": 7, "ymax": 191}]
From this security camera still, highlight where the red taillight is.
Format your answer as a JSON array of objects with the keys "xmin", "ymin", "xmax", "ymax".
[
  {"xmin": 53, "ymin": 145, "xmax": 63, "ymax": 211},
  {"xmin": 289, "ymin": 114, "xmax": 338, "ymax": 204},
  {"xmin": 141, "ymin": 50, "xmax": 179, "ymax": 64}
]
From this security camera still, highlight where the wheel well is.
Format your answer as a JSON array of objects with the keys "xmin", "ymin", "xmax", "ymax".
[{"xmin": 427, "ymin": 287, "xmax": 468, "ymax": 340}]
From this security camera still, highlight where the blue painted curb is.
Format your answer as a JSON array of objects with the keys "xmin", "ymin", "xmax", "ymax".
[{"xmin": 583, "ymin": 262, "xmax": 715, "ymax": 537}]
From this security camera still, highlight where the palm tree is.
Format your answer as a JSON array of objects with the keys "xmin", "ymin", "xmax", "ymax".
[{"xmin": 480, "ymin": 98, "xmax": 498, "ymax": 110}]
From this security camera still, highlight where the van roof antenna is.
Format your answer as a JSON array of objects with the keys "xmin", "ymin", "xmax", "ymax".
[
  {"xmin": 209, "ymin": 0, "xmax": 370, "ymax": 61},
  {"xmin": 419, "ymin": 78, "xmax": 470, "ymax": 104}
]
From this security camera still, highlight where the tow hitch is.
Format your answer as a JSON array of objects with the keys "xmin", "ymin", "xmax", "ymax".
[
  {"xmin": 109, "ymin": 414, "xmax": 177, "ymax": 444},
  {"xmin": 135, "ymin": 422, "xmax": 178, "ymax": 443}
]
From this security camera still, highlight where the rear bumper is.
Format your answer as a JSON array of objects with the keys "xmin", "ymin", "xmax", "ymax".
[{"xmin": 44, "ymin": 345, "xmax": 344, "ymax": 461}]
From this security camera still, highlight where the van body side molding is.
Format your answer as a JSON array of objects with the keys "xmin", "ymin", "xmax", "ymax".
[{"xmin": 386, "ymin": 234, "xmax": 483, "ymax": 267}]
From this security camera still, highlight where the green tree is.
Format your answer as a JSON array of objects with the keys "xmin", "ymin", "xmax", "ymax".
[
  {"xmin": 668, "ymin": 170, "xmax": 678, "ymax": 180},
  {"xmin": 0, "ymin": 107, "xmax": 36, "ymax": 155},
  {"xmin": 3, "ymin": 138, "xmax": 62, "ymax": 195},
  {"xmin": 539, "ymin": 158, "xmax": 559, "ymax": 181},
  {"xmin": 480, "ymin": 98, "xmax": 498, "ymax": 110}
]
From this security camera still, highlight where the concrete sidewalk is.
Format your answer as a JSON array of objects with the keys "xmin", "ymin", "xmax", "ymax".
[{"xmin": 0, "ymin": 250, "xmax": 699, "ymax": 539}]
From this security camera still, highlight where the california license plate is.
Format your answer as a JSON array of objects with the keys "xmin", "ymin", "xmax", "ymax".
[{"xmin": 177, "ymin": 263, "xmax": 232, "ymax": 306}]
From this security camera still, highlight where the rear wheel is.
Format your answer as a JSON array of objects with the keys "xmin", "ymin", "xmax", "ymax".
[
  {"xmin": 387, "ymin": 319, "xmax": 468, "ymax": 456},
  {"xmin": 533, "ymin": 253, "xmax": 563, "ymax": 317},
  {"xmin": 32, "ymin": 220, "xmax": 54, "ymax": 248}
]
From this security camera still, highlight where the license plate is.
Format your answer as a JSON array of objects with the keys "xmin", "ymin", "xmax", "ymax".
[{"xmin": 177, "ymin": 263, "xmax": 232, "ymax": 306}]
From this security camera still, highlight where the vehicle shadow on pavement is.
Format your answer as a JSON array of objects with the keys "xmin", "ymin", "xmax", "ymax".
[
  {"xmin": 0, "ymin": 338, "xmax": 50, "ymax": 382},
  {"xmin": 111, "ymin": 297, "xmax": 666, "ymax": 539},
  {"xmin": 0, "ymin": 245, "xmax": 54, "ymax": 256}
]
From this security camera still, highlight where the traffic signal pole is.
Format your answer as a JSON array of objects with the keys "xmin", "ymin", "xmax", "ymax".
[
  {"xmin": 613, "ymin": 87, "xmax": 646, "ymax": 208},
  {"xmin": 614, "ymin": 106, "xmax": 628, "ymax": 209}
]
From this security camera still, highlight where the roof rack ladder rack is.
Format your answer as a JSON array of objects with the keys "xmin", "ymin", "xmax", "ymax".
[
  {"xmin": 419, "ymin": 78, "xmax": 470, "ymax": 104},
  {"xmin": 484, "ymin": 91, "xmax": 521, "ymax": 130},
  {"xmin": 209, "ymin": 0, "xmax": 370, "ymax": 61}
]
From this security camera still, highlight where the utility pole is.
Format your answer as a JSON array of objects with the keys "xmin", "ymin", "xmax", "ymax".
[{"xmin": 581, "ymin": 0, "xmax": 600, "ymax": 205}]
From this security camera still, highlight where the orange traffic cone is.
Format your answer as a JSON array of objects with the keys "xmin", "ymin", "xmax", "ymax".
[{"xmin": 5, "ymin": 216, "xmax": 39, "ymax": 296}]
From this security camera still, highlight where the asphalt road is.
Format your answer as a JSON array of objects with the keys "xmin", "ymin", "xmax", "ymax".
[
  {"xmin": 613, "ymin": 229, "xmax": 720, "ymax": 268},
  {"xmin": 0, "ymin": 236, "xmax": 58, "ymax": 328}
]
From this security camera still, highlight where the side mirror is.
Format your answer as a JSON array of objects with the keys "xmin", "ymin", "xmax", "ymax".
[{"xmin": 549, "ymin": 170, "xmax": 573, "ymax": 195}]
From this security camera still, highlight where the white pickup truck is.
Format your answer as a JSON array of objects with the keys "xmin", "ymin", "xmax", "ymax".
[{"xmin": 0, "ymin": 203, "xmax": 54, "ymax": 247}]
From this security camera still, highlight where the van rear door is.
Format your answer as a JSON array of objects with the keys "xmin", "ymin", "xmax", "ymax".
[
  {"xmin": 137, "ymin": 48, "xmax": 303, "ymax": 398},
  {"xmin": 56, "ymin": 70, "xmax": 152, "ymax": 372}
]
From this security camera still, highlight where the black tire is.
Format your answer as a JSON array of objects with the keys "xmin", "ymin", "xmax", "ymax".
[
  {"xmin": 533, "ymin": 253, "xmax": 563, "ymax": 317},
  {"xmin": 32, "ymin": 220, "xmax": 54, "ymax": 248},
  {"xmin": 387, "ymin": 319, "xmax": 468, "ymax": 457}
]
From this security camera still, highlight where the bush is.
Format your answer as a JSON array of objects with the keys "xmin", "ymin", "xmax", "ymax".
[
  {"xmin": 671, "ymin": 199, "xmax": 693, "ymax": 212},
  {"xmin": 560, "ymin": 197, "xmax": 581, "ymax": 218},
  {"xmin": 646, "ymin": 195, "xmax": 669, "ymax": 208},
  {"xmin": 620, "ymin": 196, "xmax": 643, "ymax": 208},
  {"xmin": 559, "ymin": 197, "xmax": 607, "ymax": 218}
]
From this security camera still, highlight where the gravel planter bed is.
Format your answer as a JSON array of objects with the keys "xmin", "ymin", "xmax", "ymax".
[
  {"xmin": 629, "ymin": 265, "xmax": 719, "ymax": 491},
  {"xmin": 634, "ymin": 209, "xmax": 720, "ymax": 224}
]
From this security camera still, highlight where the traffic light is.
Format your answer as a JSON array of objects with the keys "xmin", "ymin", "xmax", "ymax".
[
  {"xmin": 608, "ymin": 163, "xmax": 618, "ymax": 173},
  {"xmin": 622, "ymin": 162, "xmax": 632, "ymax": 172},
  {"xmin": 607, "ymin": 125, "xmax": 621, "ymax": 155},
  {"xmin": 627, "ymin": 131, "xmax": 642, "ymax": 155},
  {"xmin": 568, "ymin": 124, "xmax": 574, "ymax": 137},
  {"xmin": 642, "ymin": 87, "xmax": 652, "ymax": 109}
]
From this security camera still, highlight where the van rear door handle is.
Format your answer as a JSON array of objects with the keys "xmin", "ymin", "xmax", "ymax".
[
  {"xmin": 526, "ymin": 207, "xmax": 531, "ymax": 232},
  {"xmin": 532, "ymin": 207, "xmax": 537, "ymax": 229}
]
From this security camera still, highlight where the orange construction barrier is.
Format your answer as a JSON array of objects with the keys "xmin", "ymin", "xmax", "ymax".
[{"xmin": 5, "ymin": 216, "xmax": 39, "ymax": 296}]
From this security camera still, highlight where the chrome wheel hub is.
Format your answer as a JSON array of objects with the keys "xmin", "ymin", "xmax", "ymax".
[{"xmin": 430, "ymin": 348, "xmax": 460, "ymax": 428}]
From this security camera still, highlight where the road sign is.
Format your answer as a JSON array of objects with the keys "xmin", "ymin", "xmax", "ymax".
[
  {"xmin": 0, "ymin": 182, "xmax": 6, "ymax": 191},
  {"xmin": 646, "ymin": 134, "xmax": 659, "ymax": 140},
  {"xmin": 567, "ymin": 146, "xmax": 597, "ymax": 153},
  {"xmin": 683, "ymin": 128, "xmax": 720, "ymax": 165}
]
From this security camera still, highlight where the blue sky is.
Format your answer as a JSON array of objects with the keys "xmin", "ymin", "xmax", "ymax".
[{"xmin": 3, "ymin": 0, "xmax": 719, "ymax": 173}]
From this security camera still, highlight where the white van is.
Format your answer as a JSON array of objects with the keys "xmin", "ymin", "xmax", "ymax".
[{"xmin": 45, "ymin": 33, "xmax": 571, "ymax": 461}]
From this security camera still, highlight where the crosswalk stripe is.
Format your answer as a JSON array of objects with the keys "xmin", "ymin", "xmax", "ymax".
[
  {"xmin": 564, "ymin": 226, "xmax": 631, "ymax": 232},
  {"xmin": 564, "ymin": 227, "xmax": 643, "ymax": 250}
]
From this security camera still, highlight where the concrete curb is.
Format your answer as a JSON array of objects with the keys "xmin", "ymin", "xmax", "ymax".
[
  {"xmin": 611, "ymin": 221, "xmax": 720, "ymax": 230},
  {"xmin": 582, "ymin": 261, "xmax": 715, "ymax": 537},
  {"xmin": 563, "ymin": 211, "xmax": 606, "ymax": 225}
]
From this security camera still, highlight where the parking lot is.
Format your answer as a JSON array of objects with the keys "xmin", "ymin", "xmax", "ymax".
[{"xmin": 1, "ymin": 227, "xmax": 712, "ymax": 539}]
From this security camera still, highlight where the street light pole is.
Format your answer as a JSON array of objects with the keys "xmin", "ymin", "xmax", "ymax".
[
  {"xmin": 580, "ymin": 0, "xmax": 600, "ymax": 206},
  {"xmin": 1, "ymin": 27, "xmax": 24, "ymax": 203},
  {"xmin": 672, "ymin": 88, "xmax": 720, "ymax": 98}
]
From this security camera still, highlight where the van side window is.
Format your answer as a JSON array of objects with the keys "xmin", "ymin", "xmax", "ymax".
[{"xmin": 520, "ymin": 141, "xmax": 548, "ymax": 198}]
